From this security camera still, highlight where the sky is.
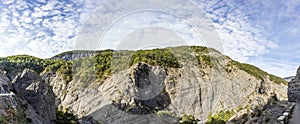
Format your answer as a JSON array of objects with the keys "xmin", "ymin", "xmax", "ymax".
[{"xmin": 0, "ymin": 0, "xmax": 299, "ymax": 77}]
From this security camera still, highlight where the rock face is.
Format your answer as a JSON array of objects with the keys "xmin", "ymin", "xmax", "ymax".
[
  {"xmin": 12, "ymin": 69, "xmax": 56, "ymax": 123},
  {"xmin": 288, "ymin": 66, "xmax": 300, "ymax": 102},
  {"xmin": 51, "ymin": 51, "xmax": 97, "ymax": 61},
  {"xmin": 0, "ymin": 48, "xmax": 289, "ymax": 123},
  {"xmin": 0, "ymin": 69, "xmax": 11, "ymax": 93},
  {"xmin": 0, "ymin": 69, "xmax": 49, "ymax": 124},
  {"xmin": 46, "ymin": 60, "xmax": 287, "ymax": 123}
]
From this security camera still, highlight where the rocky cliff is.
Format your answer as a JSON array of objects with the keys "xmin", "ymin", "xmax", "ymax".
[
  {"xmin": 0, "ymin": 68, "xmax": 55, "ymax": 124},
  {"xmin": 0, "ymin": 46, "xmax": 288, "ymax": 124},
  {"xmin": 12, "ymin": 69, "xmax": 56, "ymax": 122},
  {"xmin": 288, "ymin": 66, "xmax": 300, "ymax": 102},
  {"xmin": 51, "ymin": 50, "xmax": 100, "ymax": 61}
]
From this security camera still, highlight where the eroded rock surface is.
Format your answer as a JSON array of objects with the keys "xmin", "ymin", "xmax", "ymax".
[
  {"xmin": 288, "ymin": 66, "xmax": 300, "ymax": 102},
  {"xmin": 47, "ymin": 61, "xmax": 287, "ymax": 123},
  {"xmin": 12, "ymin": 69, "xmax": 56, "ymax": 123}
]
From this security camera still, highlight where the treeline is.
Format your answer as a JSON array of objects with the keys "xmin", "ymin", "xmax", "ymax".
[{"xmin": 0, "ymin": 55, "xmax": 51, "ymax": 76}]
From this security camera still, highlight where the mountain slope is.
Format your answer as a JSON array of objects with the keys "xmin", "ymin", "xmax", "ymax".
[{"xmin": 0, "ymin": 46, "xmax": 288, "ymax": 124}]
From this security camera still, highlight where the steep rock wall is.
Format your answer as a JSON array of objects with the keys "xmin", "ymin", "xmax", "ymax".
[
  {"xmin": 288, "ymin": 66, "xmax": 300, "ymax": 102},
  {"xmin": 46, "ymin": 61, "xmax": 287, "ymax": 123}
]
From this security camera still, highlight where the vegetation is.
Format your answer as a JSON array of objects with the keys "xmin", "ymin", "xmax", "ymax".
[
  {"xmin": 156, "ymin": 110, "xmax": 175, "ymax": 117},
  {"xmin": 43, "ymin": 60, "xmax": 73, "ymax": 82},
  {"xmin": 94, "ymin": 50, "xmax": 113, "ymax": 79},
  {"xmin": 190, "ymin": 46, "xmax": 209, "ymax": 53},
  {"xmin": 130, "ymin": 48, "xmax": 181, "ymax": 68},
  {"xmin": 0, "ymin": 55, "xmax": 52, "ymax": 76},
  {"xmin": 229, "ymin": 60, "xmax": 287, "ymax": 85},
  {"xmin": 0, "ymin": 107, "xmax": 28, "ymax": 124},
  {"xmin": 206, "ymin": 110, "xmax": 235, "ymax": 124},
  {"xmin": 200, "ymin": 55, "xmax": 212, "ymax": 66},
  {"xmin": 179, "ymin": 114, "xmax": 197, "ymax": 124},
  {"xmin": 54, "ymin": 110, "xmax": 78, "ymax": 124}
]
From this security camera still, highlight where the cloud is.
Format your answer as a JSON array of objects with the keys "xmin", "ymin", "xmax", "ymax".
[
  {"xmin": 75, "ymin": 0, "xmax": 223, "ymax": 52},
  {"xmin": 192, "ymin": 0, "xmax": 279, "ymax": 62},
  {"xmin": 0, "ymin": 0, "xmax": 82, "ymax": 58},
  {"xmin": 248, "ymin": 57, "xmax": 299, "ymax": 77},
  {"xmin": 0, "ymin": 0, "xmax": 299, "ymax": 77},
  {"xmin": 191, "ymin": 0, "xmax": 300, "ymax": 77}
]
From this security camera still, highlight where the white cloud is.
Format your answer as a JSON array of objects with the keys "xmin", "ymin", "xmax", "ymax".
[
  {"xmin": 0, "ymin": 0, "xmax": 82, "ymax": 58},
  {"xmin": 192, "ymin": 0, "xmax": 279, "ymax": 62},
  {"xmin": 0, "ymin": 0, "xmax": 299, "ymax": 77},
  {"xmin": 41, "ymin": 1, "xmax": 57, "ymax": 11},
  {"xmin": 97, "ymin": 11, "xmax": 205, "ymax": 50},
  {"xmin": 248, "ymin": 57, "xmax": 299, "ymax": 77},
  {"xmin": 2, "ymin": 0, "xmax": 14, "ymax": 5}
]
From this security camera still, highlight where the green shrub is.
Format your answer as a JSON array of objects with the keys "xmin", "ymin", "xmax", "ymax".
[
  {"xmin": 156, "ymin": 110, "xmax": 174, "ymax": 117},
  {"xmin": 206, "ymin": 110, "xmax": 235, "ymax": 124},
  {"xmin": 0, "ymin": 115, "xmax": 9, "ymax": 124},
  {"xmin": 55, "ymin": 110, "xmax": 78, "ymax": 124},
  {"xmin": 190, "ymin": 46, "xmax": 209, "ymax": 53},
  {"xmin": 130, "ymin": 49, "xmax": 181, "ymax": 68},
  {"xmin": 44, "ymin": 60, "xmax": 73, "ymax": 82},
  {"xmin": 179, "ymin": 114, "xmax": 197, "ymax": 124},
  {"xmin": 201, "ymin": 55, "xmax": 211, "ymax": 66}
]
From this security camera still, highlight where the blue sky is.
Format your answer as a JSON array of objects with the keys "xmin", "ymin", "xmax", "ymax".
[{"xmin": 0, "ymin": 0, "xmax": 299, "ymax": 77}]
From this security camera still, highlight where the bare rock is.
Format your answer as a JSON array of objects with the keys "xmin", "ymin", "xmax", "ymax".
[
  {"xmin": 288, "ymin": 66, "xmax": 300, "ymax": 102},
  {"xmin": 12, "ymin": 68, "xmax": 56, "ymax": 123}
]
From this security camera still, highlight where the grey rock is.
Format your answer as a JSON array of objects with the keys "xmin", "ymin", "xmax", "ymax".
[
  {"xmin": 288, "ymin": 66, "xmax": 300, "ymax": 102},
  {"xmin": 284, "ymin": 76, "xmax": 295, "ymax": 82},
  {"xmin": 50, "ymin": 58, "xmax": 287, "ymax": 123},
  {"xmin": 0, "ymin": 69, "xmax": 11, "ymax": 93},
  {"xmin": 12, "ymin": 68, "xmax": 56, "ymax": 123},
  {"xmin": 51, "ymin": 51, "xmax": 97, "ymax": 61}
]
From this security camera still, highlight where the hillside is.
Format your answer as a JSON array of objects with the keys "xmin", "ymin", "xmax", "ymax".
[{"xmin": 0, "ymin": 46, "xmax": 288, "ymax": 124}]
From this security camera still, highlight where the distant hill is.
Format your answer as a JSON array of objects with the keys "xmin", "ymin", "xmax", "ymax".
[{"xmin": 284, "ymin": 76, "xmax": 295, "ymax": 82}]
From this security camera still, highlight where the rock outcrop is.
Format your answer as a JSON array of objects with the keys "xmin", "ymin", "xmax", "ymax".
[
  {"xmin": 12, "ymin": 69, "xmax": 56, "ymax": 123},
  {"xmin": 288, "ymin": 66, "xmax": 300, "ymax": 102},
  {"xmin": 0, "ymin": 69, "xmax": 48, "ymax": 124},
  {"xmin": 0, "ymin": 69, "xmax": 11, "ymax": 93},
  {"xmin": 51, "ymin": 51, "xmax": 97, "ymax": 61}
]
